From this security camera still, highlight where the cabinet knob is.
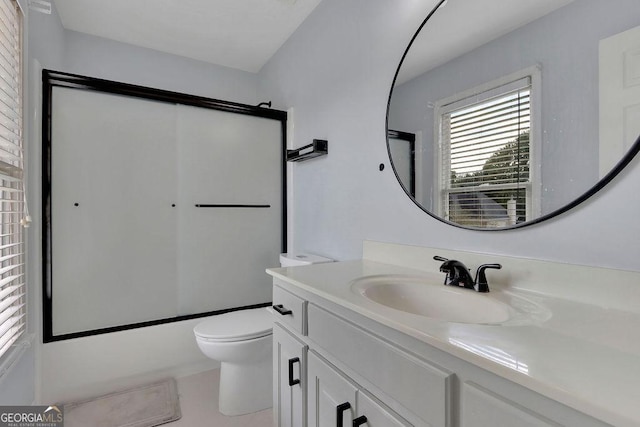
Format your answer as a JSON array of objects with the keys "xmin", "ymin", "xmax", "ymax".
[
  {"xmin": 273, "ymin": 304, "xmax": 293, "ymax": 315},
  {"xmin": 288, "ymin": 357, "xmax": 301, "ymax": 386},
  {"xmin": 336, "ymin": 402, "xmax": 351, "ymax": 427},
  {"xmin": 353, "ymin": 415, "xmax": 368, "ymax": 426}
]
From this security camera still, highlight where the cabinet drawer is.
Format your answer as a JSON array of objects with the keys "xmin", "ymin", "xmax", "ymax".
[
  {"xmin": 308, "ymin": 303, "xmax": 453, "ymax": 427},
  {"xmin": 273, "ymin": 285, "xmax": 307, "ymax": 335},
  {"xmin": 462, "ymin": 382, "xmax": 559, "ymax": 427}
]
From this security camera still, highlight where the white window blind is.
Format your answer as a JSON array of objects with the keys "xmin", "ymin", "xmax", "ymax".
[
  {"xmin": 0, "ymin": 0, "xmax": 25, "ymax": 360},
  {"xmin": 440, "ymin": 77, "xmax": 531, "ymax": 228}
]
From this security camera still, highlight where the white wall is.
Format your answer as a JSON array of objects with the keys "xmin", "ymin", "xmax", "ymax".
[
  {"xmin": 258, "ymin": 0, "xmax": 640, "ymax": 272},
  {"xmin": 62, "ymin": 30, "xmax": 260, "ymax": 106}
]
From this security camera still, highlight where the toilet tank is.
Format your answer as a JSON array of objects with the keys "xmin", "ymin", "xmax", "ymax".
[{"xmin": 279, "ymin": 253, "xmax": 333, "ymax": 267}]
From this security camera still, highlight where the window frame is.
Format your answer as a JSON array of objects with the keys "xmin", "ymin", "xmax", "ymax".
[{"xmin": 433, "ymin": 66, "xmax": 542, "ymax": 228}]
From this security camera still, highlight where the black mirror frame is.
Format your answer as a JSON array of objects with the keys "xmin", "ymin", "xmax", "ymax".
[{"xmin": 385, "ymin": 0, "xmax": 640, "ymax": 231}]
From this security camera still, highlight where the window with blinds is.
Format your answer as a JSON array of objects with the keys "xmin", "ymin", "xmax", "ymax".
[
  {"xmin": 0, "ymin": 0, "xmax": 25, "ymax": 360},
  {"xmin": 438, "ymin": 76, "xmax": 532, "ymax": 228}
]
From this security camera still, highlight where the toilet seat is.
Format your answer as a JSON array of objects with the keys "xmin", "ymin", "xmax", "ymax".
[{"xmin": 194, "ymin": 308, "xmax": 273, "ymax": 343}]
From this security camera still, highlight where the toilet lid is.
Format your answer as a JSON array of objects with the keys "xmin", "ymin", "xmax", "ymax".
[{"xmin": 194, "ymin": 308, "xmax": 273, "ymax": 342}]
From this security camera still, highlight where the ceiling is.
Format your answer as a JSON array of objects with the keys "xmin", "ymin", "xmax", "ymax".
[
  {"xmin": 54, "ymin": 0, "xmax": 323, "ymax": 73},
  {"xmin": 396, "ymin": 0, "xmax": 576, "ymax": 85}
]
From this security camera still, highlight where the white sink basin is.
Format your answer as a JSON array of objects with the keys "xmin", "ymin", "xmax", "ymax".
[{"xmin": 351, "ymin": 275, "xmax": 523, "ymax": 324}]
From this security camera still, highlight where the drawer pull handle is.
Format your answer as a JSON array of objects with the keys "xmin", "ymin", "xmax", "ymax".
[
  {"xmin": 353, "ymin": 415, "xmax": 368, "ymax": 426},
  {"xmin": 288, "ymin": 357, "xmax": 301, "ymax": 386},
  {"xmin": 336, "ymin": 402, "xmax": 351, "ymax": 427},
  {"xmin": 273, "ymin": 304, "xmax": 293, "ymax": 315}
]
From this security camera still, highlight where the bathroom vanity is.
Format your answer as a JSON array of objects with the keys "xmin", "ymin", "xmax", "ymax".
[{"xmin": 268, "ymin": 242, "xmax": 640, "ymax": 427}]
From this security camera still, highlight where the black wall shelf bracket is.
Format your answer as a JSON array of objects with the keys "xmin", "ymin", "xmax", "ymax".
[{"xmin": 286, "ymin": 139, "xmax": 328, "ymax": 162}]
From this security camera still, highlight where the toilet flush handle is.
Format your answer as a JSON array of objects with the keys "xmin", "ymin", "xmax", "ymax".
[{"xmin": 273, "ymin": 304, "xmax": 293, "ymax": 316}]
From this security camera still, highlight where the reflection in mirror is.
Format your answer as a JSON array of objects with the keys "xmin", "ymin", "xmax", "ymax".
[
  {"xmin": 388, "ymin": 0, "xmax": 640, "ymax": 229},
  {"xmin": 388, "ymin": 130, "xmax": 416, "ymax": 197}
]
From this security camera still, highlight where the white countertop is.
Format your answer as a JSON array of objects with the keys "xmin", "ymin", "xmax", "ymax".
[{"xmin": 267, "ymin": 259, "xmax": 640, "ymax": 427}]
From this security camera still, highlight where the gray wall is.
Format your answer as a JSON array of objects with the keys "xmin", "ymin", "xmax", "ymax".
[
  {"xmin": 389, "ymin": 0, "xmax": 640, "ymax": 214},
  {"xmin": 62, "ymin": 31, "xmax": 260, "ymax": 105},
  {"xmin": 258, "ymin": 0, "xmax": 640, "ymax": 271}
]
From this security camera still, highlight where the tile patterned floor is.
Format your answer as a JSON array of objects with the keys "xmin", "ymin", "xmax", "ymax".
[{"xmin": 169, "ymin": 369, "xmax": 272, "ymax": 427}]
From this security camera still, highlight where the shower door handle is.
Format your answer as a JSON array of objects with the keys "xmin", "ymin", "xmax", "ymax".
[
  {"xmin": 273, "ymin": 304, "xmax": 293, "ymax": 316},
  {"xmin": 288, "ymin": 357, "xmax": 301, "ymax": 386}
]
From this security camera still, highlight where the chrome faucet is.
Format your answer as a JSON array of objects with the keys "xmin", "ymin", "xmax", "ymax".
[{"xmin": 434, "ymin": 256, "xmax": 501, "ymax": 293}]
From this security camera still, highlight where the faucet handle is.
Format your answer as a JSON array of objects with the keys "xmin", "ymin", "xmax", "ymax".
[
  {"xmin": 474, "ymin": 263, "xmax": 502, "ymax": 293},
  {"xmin": 436, "ymin": 258, "xmax": 476, "ymax": 289}
]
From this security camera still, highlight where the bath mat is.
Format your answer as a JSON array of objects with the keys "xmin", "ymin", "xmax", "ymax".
[{"xmin": 63, "ymin": 378, "xmax": 181, "ymax": 427}]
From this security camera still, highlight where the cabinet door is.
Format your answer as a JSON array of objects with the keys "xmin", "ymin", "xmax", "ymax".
[
  {"xmin": 307, "ymin": 351, "xmax": 358, "ymax": 427},
  {"xmin": 356, "ymin": 391, "xmax": 411, "ymax": 427},
  {"xmin": 274, "ymin": 323, "xmax": 307, "ymax": 427},
  {"xmin": 308, "ymin": 351, "xmax": 410, "ymax": 427}
]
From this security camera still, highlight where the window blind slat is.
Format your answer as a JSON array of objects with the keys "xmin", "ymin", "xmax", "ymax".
[
  {"xmin": 0, "ymin": 10, "xmax": 19, "ymax": 47},
  {"xmin": 0, "ymin": 311, "xmax": 22, "ymax": 337},
  {"xmin": 0, "ymin": 101, "xmax": 19, "ymax": 123},
  {"xmin": 0, "ymin": 242, "xmax": 21, "ymax": 251},
  {"xmin": 451, "ymin": 112, "xmax": 530, "ymax": 139},
  {"xmin": 0, "ymin": 171, "xmax": 21, "ymax": 182},
  {"xmin": 0, "ymin": 43, "xmax": 18, "ymax": 76},
  {"xmin": 450, "ymin": 165, "xmax": 529, "ymax": 179},
  {"xmin": 0, "ymin": 0, "xmax": 19, "ymax": 24},
  {"xmin": 0, "ymin": 150, "xmax": 21, "ymax": 166},
  {"xmin": 0, "ymin": 252, "xmax": 20, "ymax": 263},
  {"xmin": 0, "ymin": 221, "xmax": 22, "ymax": 229},
  {"xmin": 0, "ymin": 273, "xmax": 22, "ymax": 289},
  {"xmin": 450, "ymin": 120, "xmax": 530, "ymax": 146},
  {"xmin": 0, "ymin": 185, "xmax": 20, "ymax": 193},
  {"xmin": 0, "ymin": 284, "xmax": 19, "ymax": 300},
  {"xmin": 451, "ymin": 119, "xmax": 530, "ymax": 143},
  {"xmin": 0, "ymin": 112, "xmax": 21, "ymax": 136},
  {"xmin": 451, "ymin": 98, "xmax": 530, "ymax": 129},
  {"xmin": 0, "ymin": 323, "xmax": 23, "ymax": 355},
  {"xmin": 0, "ymin": 292, "xmax": 22, "ymax": 313},
  {"xmin": 0, "ymin": 0, "xmax": 18, "ymax": 18},
  {"xmin": 0, "ymin": 263, "xmax": 21, "ymax": 277},
  {"xmin": 0, "ymin": 302, "xmax": 20, "ymax": 326},
  {"xmin": 448, "ymin": 182, "xmax": 531, "ymax": 193},
  {"xmin": 451, "ymin": 138, "xmax": 528, "ymax": 157},
  {"xmin": 452, "ymin": 178, "xmax": 529, "ymax": 188},
  {"xmin": 0, "ymin": 91, "xmax": 20, "ymax": 113},
  {"xmin": 0, "ymin": 209, "xmax": 22, "ymax": 215}
]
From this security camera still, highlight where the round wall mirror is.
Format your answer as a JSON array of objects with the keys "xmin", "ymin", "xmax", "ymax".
[{"xmin": 387, "ymin": 0, "xmax": 640, "ymax": 230}]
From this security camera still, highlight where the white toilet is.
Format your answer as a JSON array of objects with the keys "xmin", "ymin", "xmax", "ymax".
[{"xmin": 193, "ymin": 252, "xmax": 332, "ymax": 416}]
